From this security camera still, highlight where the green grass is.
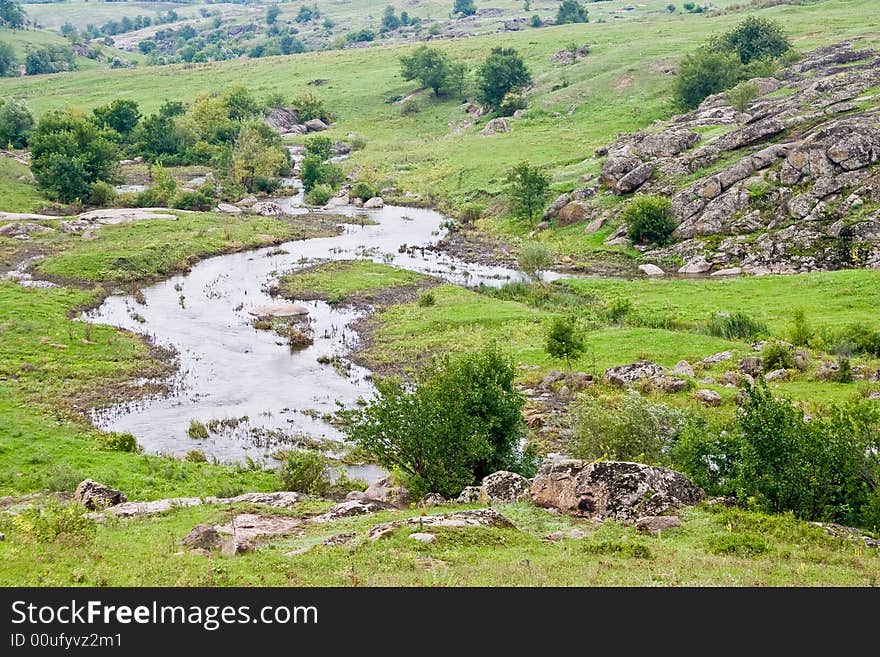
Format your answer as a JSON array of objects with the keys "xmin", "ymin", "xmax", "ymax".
[
  {"xmin": 0, "ymin": 157, "xmax": 43, "ymax": 213},
  {"xmin": 279, "ymin": 259, "xmax": 427, "ymax": 303},
  {"xmin": 1, "ymin": 502, "xmax": 877, "ymax": 586}
]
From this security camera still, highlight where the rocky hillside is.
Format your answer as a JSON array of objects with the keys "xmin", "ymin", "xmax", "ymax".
[{"xmin": 548, "ymin": 41, "xmax": 880, "ymax": 275}]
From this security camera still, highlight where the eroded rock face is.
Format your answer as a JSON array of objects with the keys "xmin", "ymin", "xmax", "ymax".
[
  {"xmin": 181, "ymin": 524, "xmax": 224, "ymax": 551},
  {"xmin": 604, "ymin": 361, "xmax": 664, "ymax": 386},
  {"xmin": 362, "ymin": 476, "xmax": 410, "ymax": 509},
  {"xmin": 529, "ymin": 459, "xmax": 704, "ymax": 520},
  {"xmin": 480, "ymin": 117, "xmax": 510, "ymax": 136},
  {"xmin": 74, "ymin": 479, "xmax": 126, "ymax": 510},
  {"xmin": 312, "ymin": 500, "xmax": 391, "ymax": 522},
  {"xmin": 367, "ymin": 508, "xmax": 515, "ymax": 541},
  {"xmin": 481, "ymin": 471, "xmax": 530, "ymax": 503}
]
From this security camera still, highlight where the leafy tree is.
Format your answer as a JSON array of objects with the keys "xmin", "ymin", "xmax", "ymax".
[
  {"xmin": 93, "ymin": 99, "xmax": 142, "ymax": 137},
  {"xmin": 266, "ymin": 4, "xmax": 280, "ymax": 25},
  {"xmin": 138, "ymin": 39, "xmax": 157, "ymax": 55},
  {"xmin": 674, "ymin": 48, "xmax": 742, "ymax": 109},
  {"xmin": 340, "ymin": 345, "xmax": 532, "ymax": 496},
  {"xmin": 545, "ymin": 315, "xmax": 585, "ymax": 370},
  {"xmin": 518, "ymin": 241, "xmax": 553, "ymax": 281},
  {"xmin": 0, "ymin": 0, "xmax": 25, "ymax": 29},
  {"xmin": 624, "ymin": 195, "xmax": 675, "ymax": 245},
  {"xmin": 453, "ymin": 0, "xmax": 476, "ymax": 17},
  {"xmin": 530, "ymin": 14, "xmax": 542, "ymax": 28},
  {"xmin": 726, "ymin": 80, "xmax": 759, "ymax": 115},
  {"xmin": 448, "ymin": 61, "xmax": 469, "ymax": 99},
  {"xmin": 504, "ymin": 160, "xmax": 550, "ymax": 221},
  {"xmin": 280, "ymin": 34, "xmax": 305, "ymax": 55},
  {"xmin": 229, "ymin": 123, "xmax": 288, "ymax": 192},
  {"xmin": 292, "ymin": 91, "xmax": 329, "ymax": 122},
  {"xmin": 296, "ymin": 4, "xmax": 318, "ymax": 23},
  {"xmin": 382, "ymin": 6, "xmax": 401, "ymax": 30},
  {"xmin": 556, "ymin": 0, "xmax": 588, "ymax": 25},
  {"xmin": 24, "ymin": 45, "xmax": 76, "ymax": 75},
  {"xmin": 400, "ymin": 45, "xmax": 451, "ymax": 96},
  {"xmin": 222, "ymin": 85, "xmax": 261, "ymax": 121},
  {"xmin": 304, "ymin": 134, "xmax": 332, "ymax": 160},
  {"xmin": 476, "ymin": 47, "xmax": 532, "ymax": 108},
  {"xmin": 0, "ymin": 40, "xmax": 15, "ymax": 76},
  {"xmin": 30, "ymin": 110, "xmax": 119, "ymax": 202},
  {"xmin": 711, "ymin": 16, "xmax": 790, "ymax": 65},
  {"xmin": 0, "ymin": 98, "xmax": 34, "ymax": 148}
]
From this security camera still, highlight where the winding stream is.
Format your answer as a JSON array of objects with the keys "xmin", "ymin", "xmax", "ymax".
[{"xmin": 85, "ymin": 196, "xmax": 544, "ymax": 481}]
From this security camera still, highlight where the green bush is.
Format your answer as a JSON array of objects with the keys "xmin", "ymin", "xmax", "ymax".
[
  {"xmin": 710, "ymin": 16, "xmax": 790, "ymax": 65},
  {"xmin": 185, "ymin": 449, "xmax": 207, "ymax": 463},
  {"xmin": 518, "ymin": 242, "xmax": 553, "ymax": 280},
  {"xmin": 292, "ymin": 91, "xmax": 329, "ymax": 122},
  {"xmin": 624, "ymin": 196, "xmax": 675, "ymax": 245},
  {"xmin": 11, "ymin": 502, "xmax": 96, "ymax": 543},
  {"xmin": 674, "ymin": 48, "xmax": 743, "ymax": 109},
  {"xmin": 705, "ymin": 312, "xmax": 768, "ymax": 341},
  {"xmin": 171, "ymin": 190, "xmax": 212, "ymax": 211},
  {"xmin": 788, "ymin": 308, "xmax": 813, "ymax": 347},
  {"xmin": 99, "ymin": 431, "xmax": 138, "ymax": 453},
  {"xmin": 400, "ymin": 99, "xmax": 421, "ymax": 115},
  {"xmin": 417, "ymin": 291, "xmax": 436, "ymax": 307},
  {"xmin": 761, "ymin": 342, "xmax": 793, "ymax": 372},
  {"xmin": 279, "ymin": 450, "xmax": 331, "ymax": 495},
  {"xmin": 306, "ymin": 184, "xmax": 333, "ymax": 206},
  {"xmin": 573, "ymin": 392, "xmax": 687, "ymax": 464},
  {"xmin": 545, "ymin": 315, "xmax": 585, "ymax": 369},
  {"xmin": 187, "ymin": 419, "xmax": 209, "ymax": 440},
  {"xmin": 350, "ymin": 181, "xmax": 377, "ymax": 202},
  {"xmin": 460, "ymin": 203, "xmax": 484, "ymax": 224},
  {"xmin": 88, "ymin": 180, "xmax": 116, "ymax": 207},
  {"xmin": 706, "ymin": 532, "xmax": 769, "ymax": 556},
  {"xmin": 340, "ymin": 344, "xmax": 533, "ymax": 497}
]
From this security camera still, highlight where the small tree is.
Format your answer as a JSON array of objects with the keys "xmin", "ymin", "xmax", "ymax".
[
  {"xmin": 229, "ymin": 124, "xmax": 288, "ymax": 192},
  {"xmin": 667, "ymin": 3, "xmax": 676, "ymax": 12},
  {"xmin": 453, "ymin": 0, "xmax": 476, "ymax": 17},
  {"xmin": 518, "ymin": 242, "xmax": 553, "ymax": 282},
  {"xmin": 266, "ymin": 4, "xmax": 280, "ymax": 25},
  {"xmin": 0, "ymin": 98, "xmax": 34, "ymax": 148},
  {"xmin": 304, "ymin": 134, "xmax": 332, "ymax": 160},
  {"xmin": 712, "ymin": 16, "xmax": 790, "ymax": 65},
  {"xmin": 448, "ymin": 61, "xmax": 469, "ymax": 99},
  {"xmin": 545, "ymin": 316, "xmax": 585, "ymax": 370},
  {"xmin": 504, "ymin": 161, "xmax": 550, "ymax": 222},
  {"xmin": 92, "ymin": 99, "xmax": 142, "ymax": 137},
  {"xmin": 556, "ymin": 0, "xmax": 588, "ymax": 25},
  {"xmin": 382, "ymin": 6, "xmax": 401, "ymax": 30},
  {"xmin": 476, "ymin": 47, "xmax": 532, "ymax": 109},
  {"xmin": 0, "ymin": 40, "xmax": 15, "ymax": 76},
  {"xmin": 726, "ymin": 80, "xmax": 759, "ymax": 116},
  {"xmin": 674, "ymin": 48, "xmax": 743, "ymax": 109},
  {"xmin": 624, "ymin": 195, "xmax": 676, "ymax": 245},
  {"xmin": 400, "ymin": 45, "xmax": 452, "ymax": 96}
]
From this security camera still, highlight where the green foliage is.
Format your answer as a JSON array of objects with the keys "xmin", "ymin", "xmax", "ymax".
[
  {"xmin": 279, "ymin": 450, "xmax": 331, "ymax": 495},
  {"xmin": 726, "ymin": 81, "xmax": 759, "ymax": 114},
  {"xmin": 88, "ymin": 180, "xmax": 116, "ymax": 207},
  {"xmin": 11, "ymin": 502, "xmax": 95, "ymax": 543},
  {"xmin": 504, "ymin": 160, "xmax": 550, "ymax": 221},
  {"xmin": 545, "ymin": 315, "xmax": 585, "ymax": 368},
  {"xmin": 400, "ymin": 98, "xmax": 421, "ymax": 115},
  {"xmin": 93, "ymin": 99, "xmax": 142, "ymax": 137},
  {"xmin": 518, "ymin": 242, "xmax": 553, "ymax": 280},
  {"xmin": 498, "ymin": 91, "xmax": 526, "ymax": 117},
  {"xmin": 624, "ymin": 195, "xmax": 674, "ymax": 245},
  {"xmin": 0, "ymin": 40, "xmax": 14, "ymax": 76},
  {"xmin": 266, "ymin": 4, "xmax": 280, "ymax": 25},
  {"xmin": 706, "ymin": 532, "xmax": 770, "ymax": 556},
  {"xmin": 350, "ymin": 180, "xmax": 377, "ymax": 202},
  {"xmin": 305, "ymin": 134, "xmax": 333, "ymax": 160},
  {"xmin": 573, "ymin": 392, "xmax": 686, "ymax": 463},
  {"xmin": 453, "ymin": 0, "xmax": 476, "ymax": 17},
  {"xmin": 171, "ymin": 190, "xmax": 212, "ymax": 211},
  {"xmin": 24, "ymin": 44, "xmax": 76, "ymax": 76},
  {"xmin": 0, "ymin": 97, "xmax": 34, "ymax": 148},
  {"xmin": 30, "ymin": 110, "xmax": 119, "ymax": 203},
  {"xmin": 292, "ymin": 91, "xmax": 329, "ymax": 122},
  {"xmin": 476, "ymin": 47, "xmax": 532, "ymax": 109},
  {"xmin": 761, "ymin": 341, "xmax": 793, "ymax": 372},
  {"xmin": 187, "ymin": 419, "xmax": 209, "ymax": 440},
  {"xmin": 98, "ymin": 432, "xmax": 138, "ymax": 453},
  {"xmin": 460, "ymin": 203, "xmax": 484, "ymax": 224},
  {"xmin": 705, "ymin": 311, "xmax": 768, "ymax": 341},
  {"xmin": 530, "ymin": 14, "xmax": 542, "ymax": 28},
  {"xmin": 305, "ymin": 183, "xmax": 333, "ymax": 206},
  {"xmin": 400, "ymin": 45, "xmax": 452, "ymax": 96},
  {"xmin": 711, "ymin": 16, "xmax": 791, "ymax": 65},
  {"xmin": 417, "ymin": 291, "xmax": 436, "ymax": 307},
  {"xmin": 674, "ymin": 48, "xmax": 743, "ymax": 109},
  {"xmin": 788, "ymin": 308, "xmax": 813, "ymax": 347},
  {"xmin": 340, "ymin": 345, "xmax": 532, "ymax": 497},
  {"xmin": 184, "ymin": 449, "xmax": 207, "ymax": 463},
  {"xmin": 556, "ymin": 0, "xmax": 589, "ymax": 25},
  {"xmin": 230, "ymin": 123, "xmax": 288, "ymax": 193}
]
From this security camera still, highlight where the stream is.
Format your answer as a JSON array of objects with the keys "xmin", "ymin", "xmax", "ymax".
[{"xmin": 84, "ymin": 194, "xmax": 548, "ymax": 482}]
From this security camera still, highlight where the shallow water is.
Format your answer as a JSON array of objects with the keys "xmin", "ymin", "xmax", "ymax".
[{"xmin": 85, "ymin": 200, "xmax": 538, "ymax": 480}]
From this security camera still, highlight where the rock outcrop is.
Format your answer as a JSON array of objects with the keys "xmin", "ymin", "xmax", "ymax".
[
  {"xmin": 367, "ymin": 508, "xmax": 515, "ymax": 541},
  {"xmin": 74, "ymin": 479, "xmax": 127, "ymax": 510},
  {"xmin": 529, "ymin": 459, "xmax": 704, "ymax": 520}
]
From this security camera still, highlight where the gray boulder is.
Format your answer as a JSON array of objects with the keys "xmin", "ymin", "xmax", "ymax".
[
  {"xmin": 604, "ymin": 361, "xmax": 664, "ymax": 386},
  {"xmin": 636, "ymin": 515, "xmax": 682, "ymax": 534},
  {"xmin": 181, "ymin": 524, "xmax": 224, "ymax": 551},
  {"xmin": 362, "ymin": 475, "xmax": 410, "ymax": 509},
  {"xmin": 74, "ymin": 479, "xmax": 127, "ymax": 510},
  {"xmin": 304, "ymin": 118, "xmax": 329, "ymax": 132},
  {"xmin": 481, "ymin": 471, "xmax": 530, "ymax": 503},
  {"xmin": 529, "ymin": 459, "xmax": 704, "ymax": 520}
]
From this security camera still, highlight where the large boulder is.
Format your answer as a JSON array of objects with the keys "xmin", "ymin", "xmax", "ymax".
[
  {"xmin": 363, "ymin": 196, "xmax": 384, "ymax": 209},
  {"xmin": 481, "ymin": 471, "xmax": 530, "ymax": 503},
  {"xmin": 74, "ymin": 479, "xmax": 127, "ymax": 510},
  {"xmin": 480, "ymin": 117, "xmax": 511, "ymax": 136},
  {"xmin": 529, "ymin": 459, "xmax": 704, "ymax": 520},
  {"xmin": 367, "ymin": 508, "xmax": 515, "ymax": 541},
  {"xmin": 264, "ymin": 107, "xmax": 300, "ymax": 133},
  {"xmin": 638, "ymin": 263, "xmax": 665, "ymax": 277},
  {"xmin": 304, "ymin": 118, "xmax": 329, "ymax": 132},
  {"xmin": 362, "ymin": 475, "xmax": 410, "ymax": 509},
  {"xmin": 557, "ymin": 201, "xmax": 589, "ymax": 227},
  {"xmin": 252, "ymin": 201, "xmax": 283, "ymax": 217},
  {"xmin": 181, "ymin": 524, "xmax": 224, "ymax": 551},
  {"xmin": 604, "ymin": 360, "xmax": 664, "ymax": 386}
]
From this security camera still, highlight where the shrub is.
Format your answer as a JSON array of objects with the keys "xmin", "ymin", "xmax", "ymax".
[
  {"xmin": 573, "ymin": 392, "xmax": 687, "ymax": 464},
  {"xmin": 306, "ymin": 184, "xmax": 333, "ymax": 206},
  {"xmin": 400, "ymin": 99, "xmax": 421, "ymax": 115},
  {"xmin": 706, "ymin": 532, "xmax": 769, "ymax": 556},
  {"xmin": 187, "ymin": 419, "xmax": 209, "ymax": 440},
  {"xmin": 292, "ymin": 91, "xmax": 329, "ymax": 122},
  {"xmin": 831, "ymin": 356, "xmax": 853, "ymax": 384},
  {"xmin": 726, "ymin": 81, "xmax": 759, "ymax": 114},
  {"xmin": 460, "ymin": 203, "xmax": 484, "ymax": 224},
  {"xmin": 788, "ymin": 308, "xmax": 813, "ymax": 347},
  {"xmin": 0, "ymin": 98, "xmax": 34, "ymax": 148},
  {"xmin": 88, "ymin": 180, "xmax": 116, "ymax": 207},
  {"xmin": 340, "ymin": 345, "xmax": 533, "ymax": 497},
  {"xmin": 761, "ymin": 341, "xmax": 793, "ymax": 372},
  {"xmin": 11, "ymin": 502, "xmax": 96, "ymax": 543},
  {"xmin": 674, "ymin": 48, "xmax": 743, "ymax": 109},
  {"xmin": 545, "ymin": 315, "xmax": 585, "ymax": 369},
  {"xmin": 279, "ymin": 450, "xmax": 331, "ymax": 495},
  {"xmin": 476, "ymin": 47, "xmax": 532, "ymax": 109},
  {"xmin": 252, "ymin": 176, "xmax": 280, "ymax": 194},
  {"xmin": 417, "ymin": 291, "xmax": 436, "ymax": 307},
  {"xmin": 305, "ymin": 134, "xmax": 332, "ymax": 160},
  {"xmin": 400, "ymin": 45, "xmax": 452, "ymax": 96},
  {"xmin": 185, "ymin": 449, "xmax": 207, "ymax": 463},
  {"xmin": 453, "ymin": 0, "xmax": 476, "ymax": 17},
  {"xmin": 705, "ymin": 311, "xmax": 768, "ymax": 341},
  {"xmin": 530, "ymin": 14, "xmax": 542, "ymax": 28},
  {"xmin": 348, "ymin": 133, "xmax": 367, "ymax": 150},
  {"xmin": 498, "ymin": 91, "xmax": 526, "ymax": 117},
  {"xmin": 171, "ymin": 190, "xmax": 211, "ymax": 211},
  {"xmin": 711, "ymin": 16, "xmax": 791, "ymax": 65},
  {"xmin": 518, "ymin": 242, "xmax": 553, "ymax": 280},
  {"xmin": 505, "ymin": 161, "xmax": 550, "ymax": 221},
  {"xmin": 556, "ymin": 0, "xmax": 588, "ymax": 24},
  {"xmin": 624, "ymin": 196, "xmax": 675, "ymax": 245},
  {"xmin": 350, "ymin": 181, "xmax": 376, "ymax": 202},
  {"xmin": 99, "ymin": 431, "xmax": 138, "ymax": 452}
]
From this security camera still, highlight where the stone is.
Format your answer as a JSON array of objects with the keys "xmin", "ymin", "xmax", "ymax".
[
  {"xmin": 738, "ymin": 357, "xmax": 763, "ymax": 376},
  {"xmin": 656, "ymin": 376, "xmax": 689, "ymax": 393},
  {"xmin": 236, "ymin": 195, "xmax": 258, "ymax": 208},
  {"xmin": 0, "ymin": 223, "xmax": 54, "ymax": 238},
  {"xmin": 252, "ymin": 201, "xmax": 283, "ymax": 216},
  {"xmin": 702, "ymin": 351, "xmax": 732, "ymax": 364},
  {"xmin": 181, "ymin": 524, "xmax": 224, "ymax": 551},
  {"xmin": 584, "ymin": 216, "xmax": 606, "ymax": 234},
  {"xmin": 313, "ymin": 500, "xmax": 390, "ymax": 522},
  {"xmin": 74, "ymin": 479, "xmax": 127, "ymax": 510},
  {"xmin": 604, "ymin": 361, "xmax": 664, "ymax": 386},
  {"xmin": 215, "ymin": 513, "xmax": 302, "ymax": 549},
  {"xmin": 638, "ymin": 263, "xmax": 665, "ymax": 276},
  {"xmin": 672, "ymin": 360, "xmax": 695, "ymax": 378},
  {"xmin": 544, "ymin": 193, "xmax": 571, "ymax": 220},
  {"xmin": 265, "ymin": 108, "xmax": 301, "ymax": 133},
  {"xmin": 409, "ymin": 532, "xmax": 436, "ymax": 543},
  {"xmin": 216, "ymin": 203, "xmax": 242, "ymax": 215},
  {"xmin": 528, "ymin": 221, "xmax": 550, "ymax": 238},
  {"xmin": 764, "ymin": 368, "xmax": 790, "ymax": 382},
  {"xmin": 678, "ymin": 256, "xmax": 712, "ymax": 274},
  {"xmin": 331, "ymin": 141, "xmax": 351, "ymax": 156},
  {"xmin": 557, "ymin": 201, "xmax": 589, "ymax": 227},
  {"xmin": 419, "ymin": 493, "xmax": 446, "ymax": 507},
  {"xmin": 564, "ymin": 371, "xmax": 595, "ymax": 391},
  {"xmin": 363, "ymin": 196, "xmax": 384, "ymax": 209},
  {"xmin": 614, "ymin": 162, "xmax": 654, "ymax": 194},
  {"xmin": 481, "ymin": 471, "xmax": 530, "ymax": 503},
  {"xmin": 826, "ymin": 128, "xmax": 880, "ymax": 170},
  {"xmin": 247, "ymin": 303, "xmax": 309, "ymax": 317},
  {"xmin": 636, "ymin": 515, "xmax": 682, "ymax": 534},
  {"xmin": 529, "ymin": 459, "xmax": 704, "ymax": 520},
  {"xmin": 456, "ymin": 486, "xmax": 482, "ymax": 504},
  {"xmin": 325, "ymin": 195, "xmax": 349, "ymax": 208},
  {"xmin": 694, "ymin": 389, "xmax": 722, "ymax": 406},
  {"xmin": 368, "ymin": 508, "xmax": 515, "ymax": 541},
  {"xmin": 710, "ymin": 267, "xmax": 743, "ymax": 277},
  {"xmin": 362, "ymin": 475, "xmax": 410, "ymax": 509},
  {"xmin": 304, "ymin": 118, "xmax": 329, "ymax": 132},
  {"xmin": 480, "ymin": 117, "xmax": 510, "ymax": 136},
  {"xmin": 227, "ymin": 492, "xmax": 301, "ymax": 509},
  {"xmin": 0, "ymin": 532, "xmax": 4, "ymax": 541}
]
